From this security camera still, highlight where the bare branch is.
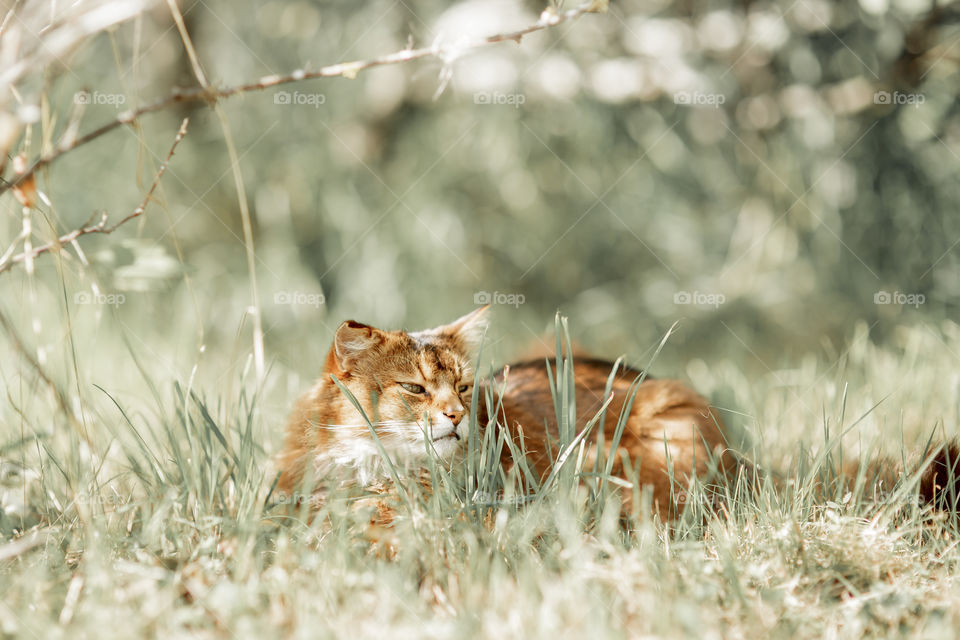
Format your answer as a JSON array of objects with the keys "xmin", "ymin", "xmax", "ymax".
[
  {"xmin": 0, "ymin": 118, "xmax": 190, "ymax": 276},
  {"xmin": 0, "ymin": 1, "xmax": 605, "ymax": 199}
]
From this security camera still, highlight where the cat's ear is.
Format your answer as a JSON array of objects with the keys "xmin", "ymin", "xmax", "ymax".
[
  {"xmin": 333, "ymin": 320, "xmax": 383, "ymax": 370},
  {"xmin": 440, "ymin": 305, "xmax": 489, "ymax": 355}
]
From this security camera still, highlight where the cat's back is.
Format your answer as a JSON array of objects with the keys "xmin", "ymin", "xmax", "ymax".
[
  {"xmin": 489, "ymin": 356, "xmax": 720, "ymax": 437},
  {"xmin": 487, "ymin": 357, "xmax": 730, "ymax": 508}
]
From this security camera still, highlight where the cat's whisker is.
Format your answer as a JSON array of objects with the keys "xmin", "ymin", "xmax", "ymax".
[
  {"xmin": 307, "ymin": 419, "xmax": 421, "ymax": 430},
  {"xmin": 307, "ymin": 418, "xmax": 429, "ymax": 446},
  {"xmin": 308, "ymin": 424, "xmax": 369, "ymax": 430},
  {"xmin": 376, "ymin": 425, "xmax": 423, "ymax": 438}
]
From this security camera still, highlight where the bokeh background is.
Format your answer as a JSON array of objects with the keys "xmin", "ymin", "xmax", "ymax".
[{"xmin": 2, "ymin": 0, "xmax": 959, "ymax": 440}]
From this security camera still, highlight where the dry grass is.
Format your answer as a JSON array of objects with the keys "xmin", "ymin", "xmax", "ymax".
[{"xmin": 2, "ymin": 310, "xmax": 960, "ymax": 639}]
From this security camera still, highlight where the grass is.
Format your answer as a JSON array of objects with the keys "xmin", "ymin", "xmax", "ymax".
[{"xmin": 2, "ymin": 312, "xmax": 960, "ymax": 639}]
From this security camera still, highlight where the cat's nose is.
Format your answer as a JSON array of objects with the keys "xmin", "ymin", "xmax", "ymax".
[{"xmin": 444, "ymin": 407, "xmax": 465, "ymax": 426}]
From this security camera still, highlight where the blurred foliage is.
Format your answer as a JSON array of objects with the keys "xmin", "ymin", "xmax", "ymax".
[{"xmin": 1, "ymin": 0, "xmax": 959, "ymax": 390}]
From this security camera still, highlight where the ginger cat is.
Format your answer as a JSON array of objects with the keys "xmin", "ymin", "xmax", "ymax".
[{"xmin": 277, "ymin": 306, "xmax": 960, "ymax": 518}]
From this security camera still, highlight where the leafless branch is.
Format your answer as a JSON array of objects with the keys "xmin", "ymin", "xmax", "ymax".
[
  {"xmin": 0, "ymin": 118, "xmax": 190, "ymax": 275},
  {"xmin": 0, "ymin": 1, "xmax": 606, "ymax": 199}
]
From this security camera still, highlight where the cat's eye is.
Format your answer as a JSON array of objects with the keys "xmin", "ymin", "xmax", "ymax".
[
  {"xmin": 400, "ymin": 382, "xmax": 425, "ymax": 394},
  {"xmin": 458, "ymin": 384, "xmax": 470, "ymax": 394}
]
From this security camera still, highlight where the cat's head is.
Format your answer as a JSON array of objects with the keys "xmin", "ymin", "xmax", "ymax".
[{"xmin": 322, "ymin": 306, "xmax": 489, "ymax": 464}]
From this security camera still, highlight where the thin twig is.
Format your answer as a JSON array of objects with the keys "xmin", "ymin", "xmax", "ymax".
[
  {"xmin": 0, "ymin": 1, "xmax": 605, "ymax": 199},
  {"xmin": 0, "ymin": 118, "xmax": 189, "ymax": 275}
]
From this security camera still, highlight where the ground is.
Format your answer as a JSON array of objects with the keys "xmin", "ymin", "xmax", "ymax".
[{"xmin": 2, "ymin": 320, "xmax": 960, "ymax": 639}]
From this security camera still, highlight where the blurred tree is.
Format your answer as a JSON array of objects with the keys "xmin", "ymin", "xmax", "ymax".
[{"xmin": 1, "ymin": 0, "xmax": 958, "ymax": 377}]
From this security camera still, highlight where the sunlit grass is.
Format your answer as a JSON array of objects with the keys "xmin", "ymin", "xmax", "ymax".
[{"xmin": 2, "ymin": 308, "xmax": 960, "ymax": 638}]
